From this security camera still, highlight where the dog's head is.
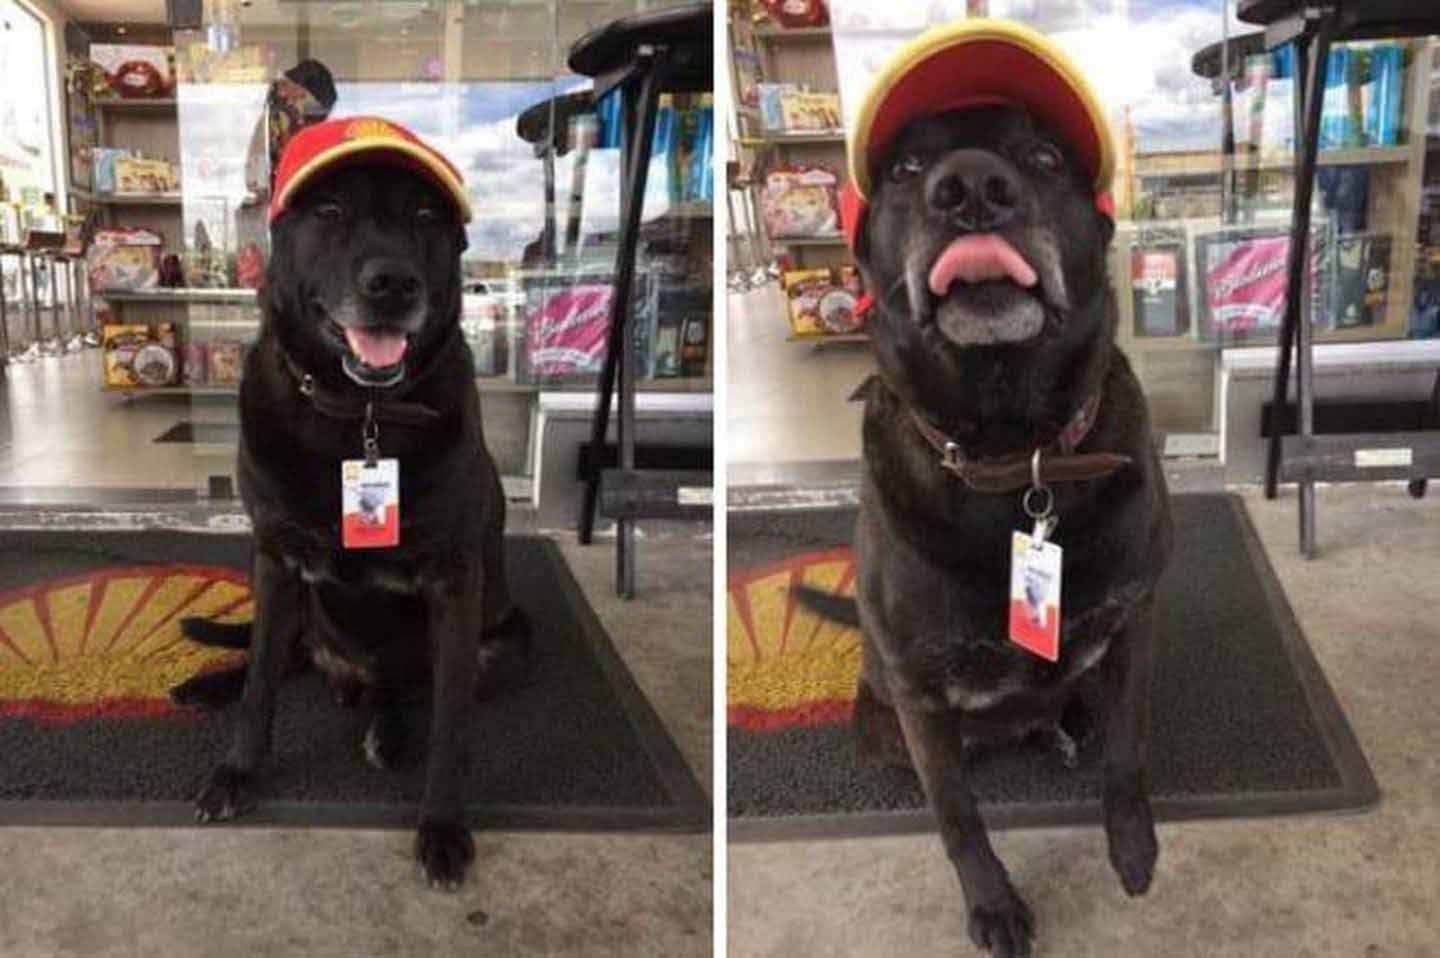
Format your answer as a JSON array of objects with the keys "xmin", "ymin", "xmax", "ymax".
[
  {"xmin": 842, "ymin": 20, "xmax": 1118, "ymax": 432},
  {"xmin": 265, "ymin": 118, "xmax": 471, "ymax": 389},
  {"xmin": 856, "ymin": 104, "xmax": 1112, "ymax": 350}
]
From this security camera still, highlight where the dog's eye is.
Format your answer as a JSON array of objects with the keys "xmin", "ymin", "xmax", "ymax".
[
  {"xmin": 415, "ymin": 207, "xmax": 441, "ymax": 225},
  {"xmin": 313, "ymin": 202, "xmax": 345, "ymax": 221},
  {"xmin": 1027, "ymin": 143, "xmax": 1064, "ymax": 174},
  {"xmin": 888, "ymin": 153, "xmax": 926, "ymax": 183}
]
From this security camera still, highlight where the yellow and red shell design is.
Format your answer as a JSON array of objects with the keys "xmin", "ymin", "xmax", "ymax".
[
  {"xmin": 0, "ymin": 565, "xmax": 251, "ymax": 723},
  {"xmin": 727, "ymin": 548, "xmax": 862, "ymax": 731}
]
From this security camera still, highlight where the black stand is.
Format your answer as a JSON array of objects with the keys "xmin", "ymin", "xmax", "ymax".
[
  {"xmin": 566, "ymin": 4, "xmax": 712, "ymax": 597},
  {"xmin": 1240, "ymin": 0, "xmax": 1440, "ymax": 556}
]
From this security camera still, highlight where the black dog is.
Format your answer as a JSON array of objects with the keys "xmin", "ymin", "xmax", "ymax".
[
  {"xmin": 811, "ymin": 105, "xmax": 1173, "ymax": 956},
  {"xmin": 187, "ymin": 161, "xmax": 529, "ymax": 891}
]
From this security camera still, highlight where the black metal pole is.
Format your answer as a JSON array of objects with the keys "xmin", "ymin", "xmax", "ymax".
[
  {"xmin": 578, "ymin": 49, "xmax": 667, "ymax": 547},
  {"xmin": 1264, "ymin": 33, "xmax": 1312, "ymax": 499},
  {"xmin": 1270, "ymin": 17, "xmax": 1333, "ymax": 553}
]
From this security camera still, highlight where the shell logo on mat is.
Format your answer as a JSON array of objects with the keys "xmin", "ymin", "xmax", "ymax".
[
  {"xmin": 727, "ymin": 548, "xmax": 862, "ymax": 732},
  {"xmin": 0, "ymin": 565, "xmax": 251, "ymax": 723}
]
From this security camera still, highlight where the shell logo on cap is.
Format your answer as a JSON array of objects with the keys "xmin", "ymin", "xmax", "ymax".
[{"xmin": 345, "ymin": 118, "xmax": 402, "ymax": 142}]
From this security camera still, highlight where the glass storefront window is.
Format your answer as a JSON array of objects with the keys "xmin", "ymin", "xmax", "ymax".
[
  {"xmin": 165, "ymin": 1, "xmax": 711, "ymax": 487},
  {"xmin": 0, "ymin": 0, "xmax": 58, "ymax": 204},
  {"xmin": 5, "ymin": 1, "xmax": 710, "ymax": 500},
  {"xmin": 807, "ymin": 1, "xmax": 1440, "ymax": 436}
]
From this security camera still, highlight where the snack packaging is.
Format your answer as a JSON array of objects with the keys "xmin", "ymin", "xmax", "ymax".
[
  {"xmin": 762, "ymin": 165, "xmax": 840, "ymax": 239},
  {"xmin": 757, "ymin": 83, "xmax": 799, "ymax": 131},
  {"xmin": 92, "ymin": 147, "xmax": 132, "ymax": 194},
  {"xmin": 114, "ymin": 156, "xmax": 179, "ymax": 194},
  {"xmin": 779, "ymin": 91, "xmax": 842, "ymax": 131},
  {"xmin": 208, "ymin": 341, "xmax": 246, "ymax": 384},
  {"xmin": 88, "ymin": 228, "xmax": 162, "ymax": 292},
  {"xmin": 181, "ymin": 341, "xmax": 209, "ymax": 386},
  {"xmin": 102, "ymin": 323, "xmax": 176, "ymax": 387},
  {"xmin": 782, "ymin": 268, "xmax": 835, "ymax": 337}
]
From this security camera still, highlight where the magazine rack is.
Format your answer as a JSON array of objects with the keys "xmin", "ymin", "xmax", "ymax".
[
  {"xmin": 1239, "ymin": 0, "xmax": 1440, "ymax": 556},
  {"xmin": 568, "ymin": 4, "xmax": 713, "ymax": 597}
]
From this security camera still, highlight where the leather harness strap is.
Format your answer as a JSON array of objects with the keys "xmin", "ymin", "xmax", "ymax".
[
  {"xmin": 906, "ymin": 392, "xmax": 1133, "ymax": 493},
  {"xmin": 277, "ymin": 327, "xmax": 461, "ymax": 427}
]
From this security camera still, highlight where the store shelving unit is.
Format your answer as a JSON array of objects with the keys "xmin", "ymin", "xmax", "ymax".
[
  {"xmin": 1112, "ymin": 38, "xmax": 1436, "ymax": 432},
  {"xmin": 732, "ymin": 13, "xmax": 865, "ymax": 343}
]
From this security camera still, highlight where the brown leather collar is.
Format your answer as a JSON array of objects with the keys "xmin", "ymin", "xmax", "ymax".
[
  {"xmin": 907, "ymin": 393, "xmax": 1133, "ymax": 493},
  {"xmin": 276, "ymin": 327, "xmax": 460, "ymax": 428}
]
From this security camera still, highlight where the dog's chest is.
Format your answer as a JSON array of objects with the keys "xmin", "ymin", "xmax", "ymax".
[{"xmin": 292, "ymin": 551, "xmax": 424, "ymax": 594}]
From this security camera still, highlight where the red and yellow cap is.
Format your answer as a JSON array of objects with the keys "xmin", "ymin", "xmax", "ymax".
[
  {"xmin": 842, "ymin": 18, "xmax": 1115, "ymax": 249},
  {"xmin": 268, "ymin": 116, "xmax": 472, "ymax": 224}
]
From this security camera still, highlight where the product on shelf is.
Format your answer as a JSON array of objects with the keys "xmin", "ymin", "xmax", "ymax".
[
  {"xmin": 783, "ymin": 269, "xmax": 840, "ymax": 335},
  {"xmin": 1332, "ymin": 233, "xmax": 1392, "ymax": 329},
  {"xmin": 208, "ymin": 341, "xmax": 247, "ymax": 385},
  {"xmin": 102, "ymin": 322, "xmax": 177, "ymax": 387},
  {"xmin": 757, "ymin": 83, "xmax": 800, "ymax": 131},
  {"xmin": 114, "ymin": 156, "xmax": 179, "ymax": 194},
  {"xmin": 762, "ymin": 164, "xmax": 840, "ymax": 239},
  {"xmin": 652, "ymin": 283, "xmax": 710, "ymax": 377},
  {"xmin": 519, "ymin": 275, "xmax": 627, "ymax": 382},
  {"xmin": 1129, "ymin": 228, "xmax": 1190, "ymax": 337},
  {"xmin": 92, "ymin": 147, "xmax": 132, "ymax": 194},
  {"xmin": 1193, "ymin": 223, "xmax": 1332, "ymax": 340},
  {"xmin": 87, "ymin": 227, "xmax": 163, "ymax": 292},
  {"xmin": 779, "ymin": 91, "xmax": 841, "ymax": 131},
  {"xmin": 761, "ymin": 0, "xmax": 829, "ymax": 29},
  {"xmin": 90, "ymin": 44, "xmax": 174, "ymax": 99},
  {"xmin": 181, "ymin": 340, "xmax": 208, "ymax": 386}
]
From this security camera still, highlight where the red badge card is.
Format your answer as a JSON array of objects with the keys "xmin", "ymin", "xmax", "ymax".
[
  {"xmin": 341, "ymin": 458, "xmax": 400, "ymax": 549},
  {"xmin": 1008, "ymin": 531, "xmax": 1062, "ymax": 662}
]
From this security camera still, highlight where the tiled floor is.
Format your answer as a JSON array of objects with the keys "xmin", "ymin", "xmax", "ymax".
[
  {"xmin": 726, "ymin": 284, "xmax": 874, "ymax": 470},
  {"xmin": 0, "ymin": 348, "xmax": 237, "ymax": 493}
]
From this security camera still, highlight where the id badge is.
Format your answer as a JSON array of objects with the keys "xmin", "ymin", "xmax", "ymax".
[
  {"xmin": 1008, "ymin": 530, "xmax": 1062, "ymax": 661},
  {"xmin": 342, "ymin": 458, "xmax": 400, "ymax": 549}
]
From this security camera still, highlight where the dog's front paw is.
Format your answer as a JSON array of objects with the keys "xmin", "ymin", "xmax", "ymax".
[
  {"xmin": 194, "ymin": 764, "xmax": 253, "ymax": 823},
  {"xmin": 967, "ymin": 885, "xmax": 1035, "ymax": 958},
  {"xmin": 415, "ymin": 819, "xmax": 475, "ymax": 892},
  {"xmin": 1105, "ymin": 793, "xmax": 1158, "ymax": 896}
]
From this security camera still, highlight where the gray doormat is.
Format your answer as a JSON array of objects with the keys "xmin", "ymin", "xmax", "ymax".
[
  {"xmin": 0, "ymin": 531, "xmax": 708, "ymax": 831},
  {"xmin": 728, "ymin": 494, "xmax": 1378, "ymax": 841}
]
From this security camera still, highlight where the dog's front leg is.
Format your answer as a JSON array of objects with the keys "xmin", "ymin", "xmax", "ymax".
[
  {"xmin": 415, "ymin": 565, "xmax": 483, "ymax": 890},
  {"xmin": 195, "ymin": 549, "xmax": 301, "ymax": 821},
  {"xmin": 1101, "ymin": 599, "xmax": 1159, "ymax": 897},
  {"xmin": 897, "ymin": 707, "xmax": 1034, "ymax": 958}
]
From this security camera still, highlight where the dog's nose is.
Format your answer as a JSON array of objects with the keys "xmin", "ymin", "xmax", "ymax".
[
  {"xmin": 926, "ymin": 151, "xmax": 1022, "ymax": 232},
  {"xmin": 357, "ymin": 258, "xmax": 424, "ymax": 308}
]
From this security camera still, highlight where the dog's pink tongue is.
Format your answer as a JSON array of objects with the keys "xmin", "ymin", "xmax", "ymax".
[
  {"xmin": 344, "ymin": 328, "xmax": 408, "ymax": 368},
  {"xmin": 928, "ymin": 235, "xmax": 1038, "ymax": 296}
]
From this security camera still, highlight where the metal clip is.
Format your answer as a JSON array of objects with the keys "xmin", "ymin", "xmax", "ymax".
[
  {"xmin": 1023, "ymin": 447, "xmax": 1056, "ymax": 546},
  {"xmin": 299, "ymin": 374, "xmax": 315, "ymax": 397},
  {"xmin": 362, "ymin": 401, "xmax": 380, "ymax": 466},
  {"xmin": 942, "ymin": 440, "xmax": 963, "ymax": 473}
]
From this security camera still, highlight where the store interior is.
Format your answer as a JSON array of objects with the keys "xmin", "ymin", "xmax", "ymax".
[
  {"xmin": 725, "ymin": 0, "xmax": 1440, "ymax": 485},
  {"xmin": 0, "ymin": 0, "xmax": 713, "ymax": 521}
]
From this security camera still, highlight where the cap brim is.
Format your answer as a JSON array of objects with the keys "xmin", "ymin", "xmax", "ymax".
[
  {"xmin": 270, "ymin": 139, "xmax": 474, "ymax": 224},
  {"xmin": 848, "ymin": 19, "xmax": 1113, "ymax": 200}
]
